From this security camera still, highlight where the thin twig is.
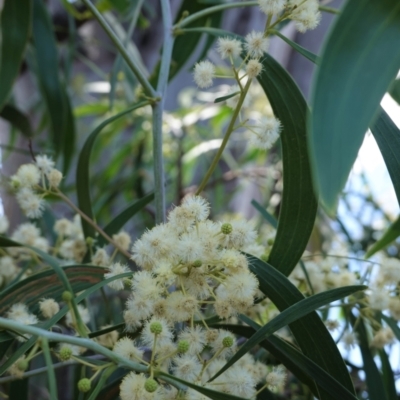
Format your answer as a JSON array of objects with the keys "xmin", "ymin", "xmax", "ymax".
[
  {"xmin": 54, "ymin": 188, "xmax": 132, "ymax": 259},
  {"xmin": 81, "ymin": 0, "xmax": 156, "ymax": 98},
  {"xmin": 174, "ymin": 1, "xmax": 258, "ymax": 30}
]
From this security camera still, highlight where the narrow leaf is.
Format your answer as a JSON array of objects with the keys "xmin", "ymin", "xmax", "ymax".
[
  {"xmin": 269, "ymin": 29, "xmax": 319, "ymax": 64},
  {"xmin": 0, "ymin": 104, "xmax": 33, "ymax": 138},
  {"xmin": 364, "ymin": 109, "xmax": 400, "ymax": 256},
  {"xmin": 379, "ymin": 349, "xmax": 397, "ymax": 400},
  {"xmin": 76, "ymin": 101, "xmax": 148, "ymax": 239},
  {"xmin": 97, "ymin": 192, "xmax": 154, "ymax": 247},
  {"xmin": 214, "ymin": 91, "xmax": 240, "ymax": 104},
  {"xmin": 210, "ymin": 285, "xmax": 365, "ymax": 381},
  {"xmin": 32, "ymin": 0, "xmax": 66, "ymax": 153},
  {"xmin": 308, "ymin": 0, "xmax": 400, "ymax": 212},
  {"xmin": 389, "ymin": 78, "xmax": 400, "ymax": 105},
  {"xmin": 0, "ymin": 0, "xmax": 32, "ymax": 109},
  {"xmin": 217, "ymin": 323, "xmax": 319, "ymax": 396},
  {"xmin": 251, "ymin": 199, "xmax": 277, "ymax": 229},
  {"xmin": 365, "ymin": 215, "xmax": 400, "ymax": 258},
  {"xmin": 227, "ymin": 319, "xmax": 358, "ymax": 400},
  {"xmin": 41, "ymin": 337, "xmax": 58, "ymax": 400},
  {"xmin": 247, "ymin": 254, "xmax": 356, "ymax": 398},
  {"xmin": 370, "ymin": 109, "xmax": 400, "ymax": 204},
  {"xmin": 86, "ymin": 365, "xmax": 117, "ymax": 400},
  {"xmin": 257, "ymin": 51, "xmax": 318, "ymax": 276},
  {"xmin": 158, "ymin": 371, "xmax": 246, "ymax": 400},
  {"xmin": 351, "ymin": 314, "xmax": 387, "ymax": 400}
]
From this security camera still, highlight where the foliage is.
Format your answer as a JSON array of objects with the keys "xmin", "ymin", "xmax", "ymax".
[{"xmin": 0, "ymin": 0, "xmax": 400, "ymax": 399}]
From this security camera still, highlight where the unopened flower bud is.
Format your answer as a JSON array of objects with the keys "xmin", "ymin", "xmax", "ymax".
[
  {"xmin": 177, "ymin": 340, "xmax": 190, "ymax": 353},
  {"xmin": 192, "ymin": 260, "xmax": 202, "ymax": 268},
  {"xmin": 144, "ymin": 378, "xmax": 158, "ymax": 393},
  {"xmin": 221, "ymin": 223, "xmax": 233, "ymax": 235},
  {"xmin": 77, "ymin": 378, "xmax": 91, "ymax": 393},
  {"xmin": 59, "ymin": 346, "xmax": 73, "ymax": 361},
  {"xmin": 16, "ymin": 359, "xmax": 29, "ymax": 372},
  {"xmin": 150, "ymin": 321, "xmax": 163, "ymax": 335},
  {"xmin": 62, "ymin": 291, "xmax": 73, "ymax": 302},
  {"xmin": 47, "ymin": 169, "xmax": 63, "ymax": 188},
  {"xmin": 222, "ymin": 336, "xmax": 234, "ymax": 348}
]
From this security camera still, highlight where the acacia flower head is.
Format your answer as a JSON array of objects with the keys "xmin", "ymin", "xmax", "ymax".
[
  {"xmin": 105, "ymin": 262, "xmax": 131, "ymax": 290},
  {"xmin": 249, "ymin": 116, "xmax": 281, "ymax": 150},
  {"xmin": 35, "ymin": 155, "xmax": 55, "ymax": 174},
  {"xmin": 39, "ymin": 298, "xmax": 60, "ymax": 319},
  {"xmin": 193, "ymin": 60, "xmax": 216, "ymax": 88},
  {"xmin": 216, "ymin": 37, "xmax": 242, "ymax": 59},
  {"xmin": 245, "ymin": 31, "xmax": 269, "ymax": 58},
  {"xmin": 259, "ymin": 0, "xmax": 286, "ymax": 15},
  {"xmin": 246, "ymin": 59, "xmax": 263, "ymax": 78}
]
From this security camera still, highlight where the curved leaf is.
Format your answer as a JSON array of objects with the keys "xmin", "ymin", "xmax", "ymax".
[
  {"xmin": 257, "ymin": 52, "xmax": 318, "ymax": 276},
  {"xmin": 0, "ymin": 236, "xmax": 87, "ymax": 335},
  {"xmin": 210, "ymin": 285, "xmax": 365, "ymax": 382},
  {"xmin": 365, "ymin": 109, "xmax": 400, "ymax": 257},
  {"xmin": 76, "ymin": 101, "xmax": 148, "ymax": 239},
  {"xmin": 350, "ymin": 313, "xmax": 387, "ymax": 400},
  {"xmin": 247, "ymin": 254, "xmax": 356, "ymax": 399},
  {"xmin": 389, "ymin": 78, "xmax": 400, "ymax": 105},
  {"xmin": 97, "ymin": 192, "xmax": 154, "ymax": 247},
  {"xmin": 269, "ymin": 29, "xmax": 319, "ymax": 64},
  {"xmin": 0, "ymin": 269, "xmax": 132, "ymax": 375},
  {"xmin": 158, "ymin": 371, "xmax": 246, "ymax": 400},
  {"xmin": 308, "ymin": 0, "xmax": 400, "ymax": 213},
  {"xmin": 379, "ymin": 349, "xmax": 397, "ymax": 400},
  {"xmin": 0, "ymin": 0, "xmax": 32, "ymax": 109},
  {"xmin": 32, "ymin": 0, "xmax": 68, "ymax": 155},
  {"xmin": 223, "ymin": 321, "xmax": 357, "ymax": 400},
  {"xmin": 0, "ymin": 104, "xmax": 33, "ymax": 138},
  {"xmin": 0, "ymin": 265, "xmax": 105, "ymax": 315},
  {"xmin": 365, "ymin": 215, "xmax": 400, "ymax": 258}
]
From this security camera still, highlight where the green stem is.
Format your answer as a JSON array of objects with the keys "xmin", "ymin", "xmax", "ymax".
[
  {"xmin": 0, "ymin": 318, "xmax": 148, "ymax": 374},
  {"xmin": 151, "ymin": 0, "xmax": 175, "ymax": 223},
  {"xmin": 41, "ymin": 338, "xmax": 58, "ymax": 400},
  {"xmin": 81, "ymin": 0, "xmax": 156, "ymax": 98},
  {"xmin": 174, "ymin": 1, "xmax": 258, "ymax": 30},
  {"xmin": 196, "ymin": 79, "xmax": 252, "ymax": 195},
  {"xmin": 319, "ymin": 5, "xmax": 340, "ymax": 14},
  {"xmin": 54, "ymin": 188, "xmax": 132, "ymax": 259}
]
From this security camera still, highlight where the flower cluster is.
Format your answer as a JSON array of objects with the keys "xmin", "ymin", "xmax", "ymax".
[
  {"xmin": 193, "ymin": 30, "xmax": 281, "ymax": 151},
  {"xmin": 10, "ymin": 155, "xmax": 62, "ymax": 219},
  {"xmin": 259, "ymin": 0, "xmax": 321, "ymax": 32},
  {"xmin": 100, "ymin": 196, "xmax": 287, "ymax": 398}
]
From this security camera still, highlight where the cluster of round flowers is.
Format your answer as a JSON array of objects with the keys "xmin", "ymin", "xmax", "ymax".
[
  {"xmin": 292, "ymin": 252, "xmax": 400, "ymax": 351},
  {"xmin": 103, "ymin": 196, "xmax": 285, "ymax": 399},
  {"xmin": 9, "ymin": 155, "xmax": 62, "ymax": 219},
  {"xmin": 258, "ymin": 0, "xmax": 321, "ymax": 32},
  {"xmin": 193, "ymin": 30, "xmax": 281, "ymax": 151}
]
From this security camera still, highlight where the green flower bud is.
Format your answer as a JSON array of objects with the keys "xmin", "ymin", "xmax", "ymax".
[
  {"xmin": 150, "ymin": 321, "xmax": 163, "ymax": 335},
  {"xmin": 221, "ymin": 223, "xmax": 233, "ymax": 235},
  {"xmin": 267, "ymin": 238, "xmax": 274, "ymax": 246},
  {"xmin": 59, "ymin": 346, "xmax": 73, "ymax": 361},
  {"xmin": 144, "ymin": 378, "xmax": 158, "ymax": 393},
  {"xmin": 77, "ymin": 378, "xmax": 91, "ymax": 393},
  {"xmin": 260, "ymin": 253, "xmax": 269, "ymax": 263},
  {"xmin": 222, "ymin": 336, "xmax": 234, "ymax": 348},
  {"xmin": 16, "ymin": 359, "xmax": 29, "ymax": 372},
  {"xmin": 61, "ymin": 291, "xmax": 73, "ymax": 302},
  {"xmin": 177, "ymin": 340, "xmax": 190, "ymax": 354},
  {"xmin": 192, "ymin": 260, "xmax": 202, "ymax": 268}
]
